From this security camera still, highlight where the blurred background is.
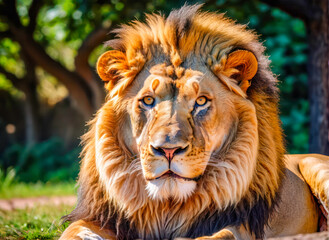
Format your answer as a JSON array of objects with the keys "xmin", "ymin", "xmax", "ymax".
[{"xmin": 0, "ymin": 0, "xmax": 328, "ymax": 191}]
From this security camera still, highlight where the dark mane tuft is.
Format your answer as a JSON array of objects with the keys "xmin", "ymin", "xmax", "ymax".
[{"xmin": 167, "ymin": 4, "xmax": 202, "ymax": 39}]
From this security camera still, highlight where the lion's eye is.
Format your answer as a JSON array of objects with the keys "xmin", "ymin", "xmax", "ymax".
[
  {"xmin": 142, "ymin": 96, "xmax": 155, "ymax": 106},
  {"xmin": 195, "ymin": 96, "xmax": 208, "ymax": 106}
]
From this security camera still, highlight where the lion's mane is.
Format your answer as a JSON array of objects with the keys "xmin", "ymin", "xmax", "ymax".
[{"xmin": 66, "ymin": 5, "xmax": 285, "ymax": 239}]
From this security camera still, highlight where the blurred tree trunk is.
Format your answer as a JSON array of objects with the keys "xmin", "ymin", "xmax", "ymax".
[
  {"xmin": 307, "ymin": 0, "xmax": 329, "ymax": 155},
  {"xmin": 21, "ymin": 52, "xmax": 40, "ymax": 146},
  {"xmin": 24, "ymin": 85, "xmax": 39, "ymax": 145},
  {"xmin": 261, "ymin": 0, "xmax": 329, "ymax": 155},
  {"xmin": 0, "ymin": 57, "xmax": 40, "ymax": 145}
]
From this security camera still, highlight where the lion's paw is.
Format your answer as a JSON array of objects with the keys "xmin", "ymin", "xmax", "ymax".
[
  {"xmin": 174, "ymin": 238, "xmax": 194, "ymax": 240},
  {"xmin": 77, "ymin": 228, "xmax": 105, "ymax": 240}
]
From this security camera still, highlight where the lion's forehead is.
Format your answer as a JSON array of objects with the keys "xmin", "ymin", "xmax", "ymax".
[{"xmin": 137, "ymin": 64, "xmax": 215, "ymax": 100}]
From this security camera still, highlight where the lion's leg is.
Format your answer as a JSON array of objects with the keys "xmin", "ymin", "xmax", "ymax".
[
  {"xmin": 175, "ymin": 229, "xmax": 235, "ymax": 240},
  {"xmin": 194, "ymin": 229, "xmax": 236, "ymax": 240},
  {"xmin": 59, "ymin": 220, "xmax": 116, "ymax": 240},
  {"xmin": 299, "ymin": 154, "xmax": 329, "ymax": 231},
  {"xmin": 177, "ymin": 225, "xmax": 254, "ymax": 240}
]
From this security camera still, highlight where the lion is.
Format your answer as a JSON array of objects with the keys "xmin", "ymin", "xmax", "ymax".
[{"xmin": 60, "ymin": 4, "xmax": 329, "ymax": 240}]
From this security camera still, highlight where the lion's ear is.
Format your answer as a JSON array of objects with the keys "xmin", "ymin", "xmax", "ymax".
[
  {"xmin": 97, "ymin": 50, "xmax": 128, "ymax": 90},
  {"xmin": 222, "ymin": 50, "xmax": 258, "ymax": 94}
]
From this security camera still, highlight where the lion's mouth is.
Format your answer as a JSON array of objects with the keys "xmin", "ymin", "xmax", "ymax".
[{"xmin": 153, "ymin": 170, "xmax": 202, "ymax": 182}]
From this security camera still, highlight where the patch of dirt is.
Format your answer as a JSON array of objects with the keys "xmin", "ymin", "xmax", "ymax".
[
  {"xmin": 0, "ymin": 196, "xmax": 77, "ymax": 211},
  {"xmin": 269, "ymin": 231, "xmax": 329, "ymax": 239}
]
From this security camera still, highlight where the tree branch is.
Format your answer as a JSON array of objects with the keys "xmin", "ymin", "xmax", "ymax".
[
  {"xmin": 2, "ymin": 0, "xmax": 94, "ymax": 118},
  {"xmin": 28, "ymin": 0, "xmax": 44, "ymax": 32},
  {"xmin": 260, "ymin": 0, "xmax": 322, "ymax": 21},
  {"xmin": 75, "ymin": 26, "xmax": 111, "ymax": 108},
  {"xmin": 75, "ymin": 26, "xmax": 110, "ymax": 82},
  {"xmin": 9, "ymin": 26, "xmax": 94, "ymax": 118}
]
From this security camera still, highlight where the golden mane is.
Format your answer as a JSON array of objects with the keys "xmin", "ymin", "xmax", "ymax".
[{"xmin": 66, "ymin": 4, "xmax": 285, "ymax": 239}]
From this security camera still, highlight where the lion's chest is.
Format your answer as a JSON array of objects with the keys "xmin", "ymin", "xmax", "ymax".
[{"xmin": 128, "ymin": 208, "xmax": 232, "ymax": 239}]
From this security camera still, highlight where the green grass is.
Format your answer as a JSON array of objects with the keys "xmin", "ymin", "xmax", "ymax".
[
  {"xmin": 0, "ymin": 204, "xmax": 73, "ymax": 239},
  {"xmin": 0, "ymin": 181, "xmax": 77, "ymax": 199},
  {"xmin": 0, "ymin": 169, "xmax": 76, "ymax": 238},
  {"xmin": 0, "ymin": 168, "xmax": 77, "ymax": 199}
]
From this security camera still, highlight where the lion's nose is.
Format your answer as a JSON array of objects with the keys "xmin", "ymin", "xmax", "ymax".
[{"xmin": 151, "ymin": 146, "xmax": 188, "ymax": 161}]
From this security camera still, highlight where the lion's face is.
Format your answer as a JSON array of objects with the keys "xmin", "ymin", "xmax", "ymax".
[
  {"xmin": 96, "ymin": 45, "xmax": 259, "ymax": 208},
  {"xmin": 123, "ymin": 63, "xmax": 240, "ymax": 201},
  {"xmin": 95, "ymin": 7, "xmax": 260, "ymax": 204}
]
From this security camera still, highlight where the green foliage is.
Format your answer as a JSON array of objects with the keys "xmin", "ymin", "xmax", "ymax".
[
  {"xmin": 0, "ymin": 37, "xmax": 25, "ymax": 97},
  {"xmin": 0, "ymin": 204, "xmax": 72, "ymax": 239},
  {"xmin": 33, "ymin": 0, "xmax": 172, "ymax": 69},
  {"xmin": 1, "ymin": 138, "xmax": 80, "ymax": 183}
]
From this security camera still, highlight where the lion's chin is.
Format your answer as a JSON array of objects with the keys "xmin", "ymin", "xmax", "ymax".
[{"xmin": 146, "ymin": 177, "xmax": 197, "ymax": 201}]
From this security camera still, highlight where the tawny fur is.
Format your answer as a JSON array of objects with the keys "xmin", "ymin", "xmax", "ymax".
[{"xmin": 59, "ymin": 5, "xmax": 329, "ymax": 240}]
